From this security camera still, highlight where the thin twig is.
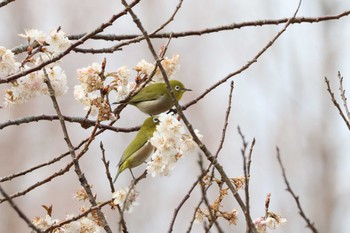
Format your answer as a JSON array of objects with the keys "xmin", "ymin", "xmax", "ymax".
[
  {"xmin": 62, "ymin": 10, "xmax": 350, "ymax": 44},
  {"xmin": 167, "ymin": 81, "xmax": 235, "ymax": 233},
  {"xmin": 198, "ymin": 156, "xmax": 224, "ymax": 233},
  {"xmin": 185, "ymin": 180, "xmax": 213, "ymax": 233},
  {"xmin": 238, "ymin": 126, "xmax": 256, "ymax": 233},
  {"xmin": 43, "ymin": 199, "xmax": 113, "ymax": 233},
  {"xmin": 167, "ymin": 175, "xmax": 199, "ymax": 233},
  {"xmin": 1, "ymin": 0, "xmax": 141, "ymax": 84},
  {"xmin": 245, "ymin": 139, "xmax": 255, "ymax": 232},
  {"xmin": 116, "ymin": 171, "xmax": 147, "ymax": 233},
  {"xmin": 0, "ymin": 185, "xmax": 42, "ymax": 233},
  {"xmin": 0, "ymin": 114, "xmax": 139, "ymax": 132},
  {"xmin": 276, "ymin": 147, "xmax": 319, "ymax": 233},
  {"xmin": 337, "ymin": 71, "xmax": 350, "ymax": 121},
  {"xmin": 100, "ymin": 142, "xmax": 115, "ymax": 193},
  {"xmin": 0, "ymin": 150, "xmax": 70, "ymax": 183},
  {"xmin": 215, "ymin": 81, "xmax": 235, "ymax": 158},
  {"xmin": 43, "ymin": 69, "xmax": 112, "ymax": 233},
  {"xmin": 150, "ymin": 0, "xmax": 184, "ymax": 35},
  {"xmin": 119, "ymin": 0, "xmax": 258, "ymax": 231},
  {"xmin": 325, "ymin": 77, "xmax": 350, "ymax": 130},
  {"xmin": 175, "ymin": 1, "xmax": 301, "ymax": 232},
  {"xmin": 183, "ymin": 0, "xmax": 303, "ymax": 111},
  {"xmin": 10, "ymin": 9, "xmax": 350, "ymax": 55}
]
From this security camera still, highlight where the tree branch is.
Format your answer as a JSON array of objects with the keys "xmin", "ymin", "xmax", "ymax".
[
  {"xmin": 1, "ymin": 0, "xmax": 141, "ymax": 84},
  {"xmin": 276, "ymin": 147, "xmax": 319, "ymax": 233},
  {"xmin": 0, "ymin": 185, "xmax": 42, "ymax": 233}
]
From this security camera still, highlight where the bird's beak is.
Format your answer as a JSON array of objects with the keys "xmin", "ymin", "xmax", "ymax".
[{"xmin": 183, "ymin": 87, "xmax": 192, "ymax": 92}]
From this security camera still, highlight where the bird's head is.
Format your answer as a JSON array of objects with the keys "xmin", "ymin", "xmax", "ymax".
[
  {"xmin": 141, "ymin": 116, "xmax": 160, "ymax": 137},
  {"xmin": 169, "ymin": 80, "xmax": 191, "ymax": 101}
]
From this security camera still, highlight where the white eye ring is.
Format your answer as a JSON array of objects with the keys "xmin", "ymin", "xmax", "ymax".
[
  {"xmin": 153, "ymin": 117, "xmax": 159, "ymax": 123},
  {"xmin": 175, "ymin": 85, "xmax": 181, "ymax": 91}
]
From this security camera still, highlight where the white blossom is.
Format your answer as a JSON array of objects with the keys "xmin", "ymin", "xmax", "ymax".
[
  {"xmin": 46, "ymin": 30, "xmax": 71, "ymax": 54},
  {"xmin": 32, "ymin": 215, "xmax": 60, "ymax": 231},
  {"xmin": 46, "ymin": 66, "xmax": 69, "ymax": 96},
  {"xmin": 18, "ymin": 29, "xmax": 46, "ymax": 44},
  {"xmin": 0, "ymin": 46, "xmax": 20, "ymax": 77},
  {"xmin": 63, "ymin": 215, "xmax": 102, "ymax": 233},
  {"xmin": 114, "ymin": 82, "xmax": 135, "ymax": 103},
  {"xmin": 112, "ymin": 187, "xmax": 139, "ymax": 213},
  {"xmin": 254, "ymin": 217, "xmax": 267, "ymax": 233},
  {"xmin": 135, "ymin": 59, "xmax": 155, "ymax": 75},
  {"xmin": 134, "ymin": 55, "xmax": 180, "ymax": 81},
  {"xmin": 253, "ymin": 212, "xmax": 287, "ymax": 233},
  {"xmin": 147, "ymin": 113, "xmax": 201, "ymax": 177},
  {"xmin": 76, "ymin": 63, "xmax": 103, "ymax": 93},
  {"xmin": 4, "ymin": 66, "xmax": 68, "ymax": 106},
  {"xmin": 116, "ymin": 65, "xmax": 131, "ymax": 83},
  {"xmin": 156, "ymin": 54, "xmax": 180, "ymax": 81},
  {"xmin": 265, "ymin": 215, "xmax": 287, "ymax": 229},
  {"xmin": 74, "ymin": 63, "xmax": 111, "ymax": 119}
]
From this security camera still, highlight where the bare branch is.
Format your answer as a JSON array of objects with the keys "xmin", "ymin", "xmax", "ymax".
[
  {"xmin": 0, "ymin": 0, "xmax": 141, "ymax": 84},
  {"xmin": 238, "ymin": 126, "xmax": 256, "ymax": 233},
  {"xmin": 43, "ymin": 69, "xmax": 112, "ymax": 232},
  {"xmin": 43, "ymin": 199, "xmax": 113, "ymax": 233},
  {"xmin": 150, "ymin": 0, "xmax": 184, "ymax": 35},
  {"xmin": 276, "ymin": 147, "xmax": 319, "ymax": 233},
  {"xmin": 119, "ymin": 0, "xmax": 258, "ymax": 230},
  {"xmin": 337, "ymin": 71, "xmax": 350, "ymax": 121},
  {"xmin": 100, "ymin": 142, "xmax": 115, "ymax": 193},
  {"xmin": 325, "ymin": 76, "xmax": 350, "ymax": 130},
  {"xmin": 197, "ymin": 156, "xmax": 224, "ymax": 233},
  {"xmin": 183, "ymin": 1, "xmax": 302, "ymax": 111},
  {"xmin": 215, "ymin": 81, "xmax": 235, "ymax": 158},
  {"xmin": 0, "ymin": 148, "xmax": 70, "ymax": 183},
  {"xmin": 64, "ymin": 10, "xmax": 350, "ymax": 43},
  {"xmin": 10, "ymin": 9, "xmax": 350, "ymax": 55},
  {"xmin": 0, "ymin": 114, "xmax": 139, "ymax": 132},
  {"xmin": 168, "ymin": 81, "xmax": 235, "ymax": 233},
  {"xmin": 0, "ymin": 185, "xmax": 42, "ymax": 233}
]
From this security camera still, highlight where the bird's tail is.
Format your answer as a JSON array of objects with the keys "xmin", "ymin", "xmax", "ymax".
[{"xmin": 113, "ymin": 170, "xmax": 121, "ymax": 183}]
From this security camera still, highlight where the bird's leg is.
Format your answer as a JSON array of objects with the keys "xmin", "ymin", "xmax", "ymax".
[
  {"xmin": 129, "ymin": 169, "xmax": 136, "ymax": 180},
  {"xmin": 167, "ymin": 108, "xmax": 177, "ymax": 115}
]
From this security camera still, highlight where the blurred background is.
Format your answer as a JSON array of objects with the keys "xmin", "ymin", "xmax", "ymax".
[{"xmin": 1, "ymin": 0, "xmax": 350, "ymax": 232}]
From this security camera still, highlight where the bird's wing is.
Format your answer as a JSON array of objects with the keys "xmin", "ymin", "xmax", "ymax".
[
  {"xmin": 118, "ymin": 131, "xmax": 148, "ymax": 166},
  {"xmin": 129, "ymin": 84, "xmax": 165, "ymax": 104}
]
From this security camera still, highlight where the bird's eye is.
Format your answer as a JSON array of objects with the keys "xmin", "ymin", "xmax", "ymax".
[
  {"xmin": 153, "ymin": 117, "xmax": 159, "ymax": 123},
  {"xmin": 175, "ymin": 85, "xmax": 181, "ymax": 91}
]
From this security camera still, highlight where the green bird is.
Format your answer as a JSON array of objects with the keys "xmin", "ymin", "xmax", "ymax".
[
  {"xmin": 128, "ymin": 80, "xmax": 191, "ymax": 115},
  {"xmin": 114, "ymin": 116, "xmax": 160, "ymax": 182}
]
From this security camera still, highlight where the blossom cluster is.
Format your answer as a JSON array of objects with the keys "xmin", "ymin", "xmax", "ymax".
[
  {"xmin": 2, "ymin": 29, "xmax": 71, "ymax": 106},
  {"xmin": 146, "ymin": 113, "xmax": 202, "ymax": 177},
  {"xmin": 112, "ymin": 186, "xmax": 139, "ymax": 213},
  {"xmin": 32, "ymin": 214, "xmax": 103, "ymax": 233},
  {"xmin": 73, "ymin": 55, "xmax": 180, "ymax": 121},
  {"xmin": 0, "ymin": 46, "xmax": 20, "ymax": 77},
  {"xmin": 253, "ymin": 212, "xmax": 287, "ymax": 233},
  {"xmin": 32, "ymin": 187, "xmax": 103, "ymax": 232},
  {"xmin": 5, "ymin": 65, "xmax": 68, "ymax": 106},
  {"xmin": 73, "ymin": 63, "xmax": 115, "ymax": 121},
  {"xmin": 18, "ymin": 28, "xmax": 71, "ymax": 55},
  {"xmin": 135, "ymin": 54, "xmax": 180, "ymax": 82},
  {"xmin": 195, "ymin": 187, "xmax": 238, "ymax": 225}
]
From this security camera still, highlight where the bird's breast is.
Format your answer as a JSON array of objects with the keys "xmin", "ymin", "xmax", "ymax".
[
  {"xmin": 127, "ymin": 141, "xmax": 154, "ymax": 168},
  {"xmin": 134, "ymin": 95, "xmax": 173, "ymax": 115}
]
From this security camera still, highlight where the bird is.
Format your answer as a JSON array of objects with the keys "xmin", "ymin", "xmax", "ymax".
[
  {"xmin": 127, "ymin": 80, "xmax": 191, "ymax": 115},
  {"xmin": 113, "ymin": 116, "xmax": 160, "ymax": 182}
]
